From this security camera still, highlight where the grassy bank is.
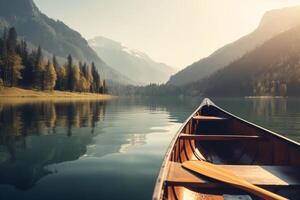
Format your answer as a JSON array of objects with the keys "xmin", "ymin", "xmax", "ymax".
[{"xmin": 0, "ymin": 87, "xmax": 113, "ymax": 100}]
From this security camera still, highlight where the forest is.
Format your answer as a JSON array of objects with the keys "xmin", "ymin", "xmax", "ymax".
[{"xmin": 0, "ymin": 27, "xmax": 106, "ymax": 93}]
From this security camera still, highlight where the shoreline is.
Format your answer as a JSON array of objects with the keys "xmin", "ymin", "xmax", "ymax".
[
  {"xmin": 244, "ymin": 96, "xmax": 288, "ymax": 99},
  {"xmin": 0, "ymin": 87, "xmax": 114, "ymax": 102}
]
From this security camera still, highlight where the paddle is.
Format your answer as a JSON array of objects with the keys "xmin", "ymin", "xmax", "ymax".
[{"xmin": 182, "ymin": 160, "xmax": 287, "ymax": 200}]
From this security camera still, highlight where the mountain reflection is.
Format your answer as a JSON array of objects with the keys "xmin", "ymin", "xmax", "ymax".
[{"xmin": 0, "ymin": 100, "xmax": 107, "ymax": 189}]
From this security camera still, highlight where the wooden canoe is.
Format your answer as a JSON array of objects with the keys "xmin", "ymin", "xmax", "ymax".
[{"xmin": 153, "ymin": 98, "xmax": 300, "ymax": 200}]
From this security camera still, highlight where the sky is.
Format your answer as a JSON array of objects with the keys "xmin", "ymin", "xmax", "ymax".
[{"xmin": 34, "ymin": 0, "xmax": 300, "ymax": 70}]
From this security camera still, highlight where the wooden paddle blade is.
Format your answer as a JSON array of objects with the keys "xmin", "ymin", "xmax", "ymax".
[{"xmin": 182, "ymin": 161, "xmax": 287, "ymax": 200}]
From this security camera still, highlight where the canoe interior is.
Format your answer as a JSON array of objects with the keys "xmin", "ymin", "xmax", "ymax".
[
  {"xmin": 153, "ymin": 99, "xmax": 300, "ymax": 200},
  {"xmin": 176, "ymin": 104, "xmax": 300, "ymax": 166}
]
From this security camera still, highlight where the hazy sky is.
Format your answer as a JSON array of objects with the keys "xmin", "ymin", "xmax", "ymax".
[{"xmin": 34, "ymin": 0, "xmax": 300, "ymax": 70}]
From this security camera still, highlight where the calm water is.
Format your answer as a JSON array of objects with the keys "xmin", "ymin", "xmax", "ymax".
[{"xmin": 0, "ymin": 97, "xmax": 300, "ymax": 200}]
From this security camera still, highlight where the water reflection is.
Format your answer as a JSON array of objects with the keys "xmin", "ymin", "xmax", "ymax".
[
  {"xmin": 252, "ymin": 98, "xmax": 287, "ymax": 118},
  {"xmin": 0, "ymin": 101, "xmax": 106, "ymax": 137},
  {"xmin": 213, "ymin": 97, "xmax": 300, "ymax": 142},
  {"xmin": 0, "ymin": 98, "xmax": 189, "ymax": 198},
  {"xmin": 0, "ymin": 97, "xmax": 300, "ymax": 200},
  {"xmin": 0, "ymin": 100, "xmax": 107, "ymax": 189}
]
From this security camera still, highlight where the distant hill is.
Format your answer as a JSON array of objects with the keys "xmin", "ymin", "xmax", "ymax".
[
  {"xmin": 168, "ymin": 5, "xmax": 300, "ymax": 86},
  {"xmin": 89, "ymin": 36, "xmax": 175, "ymax": 85},
  {"xmin": 0, "ymin": 0, "xmax": 132, "ymax": 84},
  {"xmin": 201, "ymin": 24, "xmax": 300, "ymax": 96}
]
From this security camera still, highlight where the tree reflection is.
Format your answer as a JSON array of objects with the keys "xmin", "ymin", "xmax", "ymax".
[
  {"xmin": 0, "ymin": 100, "xmax": 106, "ymax": 189},
  {"xmin": 251, "ymin": 98, "xmax": 287, "ymax": 119},
  {"xmin": 0, "ymin": 100, "xmax": 106, "ymax": 138}
]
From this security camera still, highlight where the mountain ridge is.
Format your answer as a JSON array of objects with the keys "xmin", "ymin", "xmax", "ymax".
[
  {"xmin": 0, "ymin": 0, "xmax": 132, "ymax": 84},
  {"xmin": 168, "ymin": 5, "xmax": 300, "ymax": 86},
  {"xmin": 202, "ymin": 24, "xmax": 300, "ymax": 96},
  {"xmin": 89, "ymin": 36, "xmax": 175, "ymax": 85}
]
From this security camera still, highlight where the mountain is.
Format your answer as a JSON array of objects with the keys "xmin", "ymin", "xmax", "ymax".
[
  {"xmin": 0, "ymin": 0, "xmax": 132, "ymax": 84},
  {"xmin": 201, "ymin": 24, "xmax": 300, "ymax": 97},
  {"xmin": 168, "ymin": 5, "xmax": 300, "ymax": 86},
  {"xmin": 89, "ymin": 36, "xmax": 175, "ymax": 85}
]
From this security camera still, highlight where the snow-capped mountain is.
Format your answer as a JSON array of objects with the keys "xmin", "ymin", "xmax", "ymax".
[{"xmin": 89, "ymin": 36, "xmax": 175, "ymax": 85}]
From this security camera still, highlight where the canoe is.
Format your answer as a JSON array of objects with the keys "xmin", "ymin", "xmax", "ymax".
[{"xmin": 153, "ymin": 98, "xmax": 300, "ymax": 200}]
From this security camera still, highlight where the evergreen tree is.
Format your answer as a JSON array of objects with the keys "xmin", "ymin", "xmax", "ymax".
[
  {"xmin": 8, "ymin": 53, "xmax": 23, "ymax": 86},
  {"xmin": 7, "ymin": 27, "xmax": 23, "ymax": 86},
  {"xmin": 0, "ymin": 28, "xmax": 106, "ymax": 92},
  {"xmin": 56, "ymin": 65, "xmax": 67, "ymax": 91},
  {"xmin": 19, "ymin": 40, "xmax": 32, "ymax": 87},
  {"xmin": 73, "ymin": 64, "xmax": 81, "ymax": 91},
  {"xmin": 33, "ymin": 46, "xmax": 44, "ymax": 89},
  {"xmin": 7, "ymin": 28, "xmax": 17, "ymax": 52},
  {"xmin": 102, "ymin": 80, "xmax": 107, "ymax": 94},
  {"xmin": 0, "ymin": 31, "xmax": 5, "ymax": 83},
  {"xmin": 78, "ymin": 62, "xmax": 85, "ymax": 92},
  {"xmin": 44, "ymin": 60, "xmax": 57, "ymax": 91},
  {"xmin": 66, "ymin": 54, "xmax": 74, "ymax": 91},
  {"xmin": 52, "ymin": 55, "xmax": 59, "ymax": 73},
  {"xmin": 81, "ymin": 63, "xmax": 93, "ymax": 92},
  {"xmin": 1, "ymin": 28, "xmax": 9, "ymax": 86},
  {"xmin": 52, "ymin": 55, "xmax": 61, "ymax": 90},
  {"xmin": 80, "ymin": 63, "xmax": 86, "ymax": 76},
  {"xmin": 91, "ymin": 62, "xmax": 100, "ymax": 93}
]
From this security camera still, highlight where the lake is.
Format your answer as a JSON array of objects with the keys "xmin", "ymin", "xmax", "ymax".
[{"xmin": 0, "ymin": 97, "xmax": 300, "ymax": 200}]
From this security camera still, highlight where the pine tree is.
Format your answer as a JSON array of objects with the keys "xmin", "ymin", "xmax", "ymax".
[
  {"xmin": 19, "ymin": 40, "xmax": 32, "ymax": 87},
  {"xmin": 44, "ymin": 60, "xmax": 57, "ymax": 91},
  {"xmin": 56, "ymin": 65, "xmax": 67, "ymax": 91},
  {"xmin": 33, "ymin": 46, "xmax": 44, "ymax": 89},
  {"xmin": 0, "ymin": 27, "xmax": 106, "ymax": 92},
  {"xmin": 1, "ymin": 28, "xmax": 9, "ymax": 86},
  {"xmin": 73, "ymin": 64, "xmax": 81, "ymax": 91},
  {"xmin": 66, "ymin": 54, "xmax": 74, "ymax": 91},
  {"xmin": 81, "ymin": 63, "xmax": 93, "ymax": 92},
  {"xmin": 91, "ymin": 62, "xmax": 100, "ymax": 93},
  {"xmin": 78, "ymin": 62, "xmax": 85, "ymax": 92},
  {"xmin": 7, "ymin": 27, "xmax": 23, "ymax": 87},
  {"xmin": 0, "ymin": 31, "xmax": 4, "ymax": 83},
  {"xmin": 52, "ymin": 55, "xmax": 61, "ymax": 90},
  {"xmin": 7, "ymin": 28, "xmax": 17, "ymax": 52},
  {"xmin": 52, "ymin": 55, "xmax": 59, "ymax": 73},
  {"xmin": 102, "ymin": 80, "xmax": 107, "ymax": 94},
  {"xmin": 8, "ymin": 53, "xmax": 23, "ymax": 86}
]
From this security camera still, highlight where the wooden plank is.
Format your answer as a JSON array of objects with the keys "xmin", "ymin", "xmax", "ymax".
[
  {"xmin": 166, "ymin": 162, "xmax": 300, "ymax": 188},
  {"xmin": 179, "ymin": 134, "xmax": 261, "ymax": 141},
  {"xmin": 192, "ymin": 115, "xmax": 227, "ymax": 121},
  {"xmin": 169, "ymin": 186, "xmax": 225, "ymax": 200},
  {"xmin": 182, "ymin": 161, "xmax": 287, "ymax": 200}
]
